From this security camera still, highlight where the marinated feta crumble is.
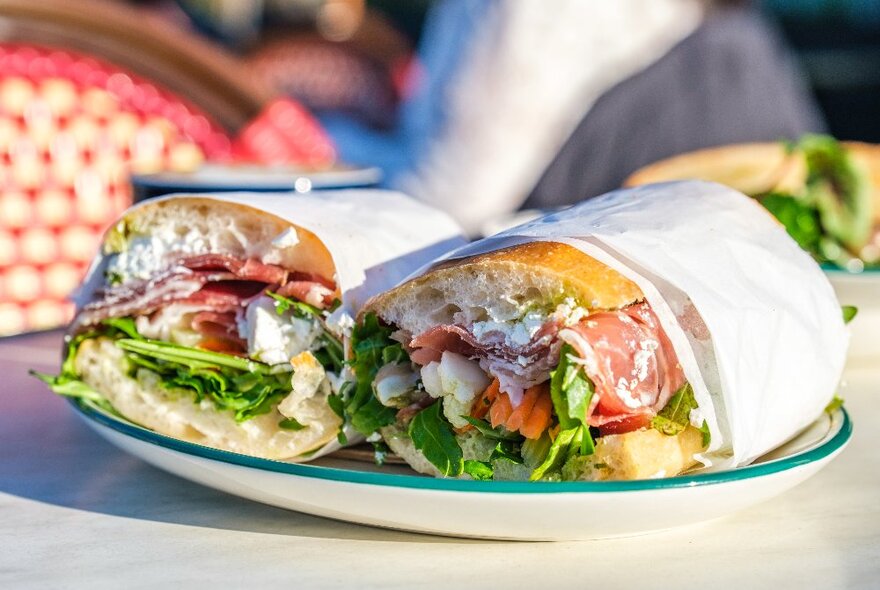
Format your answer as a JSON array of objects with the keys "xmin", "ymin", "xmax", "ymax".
[{"xmin": 245, "ymin": 296, "xmax": 323, "ymax": 365}]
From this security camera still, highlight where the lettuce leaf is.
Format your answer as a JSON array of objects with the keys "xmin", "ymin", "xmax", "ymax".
[
  {"xmin": 463, "ymin": 460, "xmax": 493, "ymax": 480},
  {"xmin": 529, "ymin": 426, "xmax": 584, "ymax": 481},
  {"xmin": 759, "ymin": 192, "xmax": 823, "ymax": 254},
  {"xmin": 698, "ymin": 419, "xmax": 712, "ymax": 448},
  {"xmin": 824, "ymin": 395, "xmax": 844, "ymax": 414},
  {"xmin": 800, "ymin": 134, "xmax": 873, "ymax": 252},
  {"xmin": 460, "ymin": 416, "xmax": 522, "ymax": 441},
  {"xmin": 113, "ymin": 337, "xmax": 295, "ymax": 421},
  {"xmin": 34, "ymin": 320, "xmax": 295, "ymax": 423},
  {"xmin": 549, "ymin": 344, "xmax": 595, "ymax": 454},
  {"xmin": 116, "ymin": 339, "xmax": 269, "ymax": 373},
  {"xmin": 345, "ymin": 312, "xmax": 410, "ymax": 436},
  {"xmin": 490, "ymin": 439, "xmax": 524, "ymax": 464},
  {"xmin": 350, "ymin": 396, "xmax": 397, "ymax": 435},
  {"xmin": 408, "ymin": 401, "xmax": 463, "ymax": 476},
  {"xmin": 757, "ymin": 135, "xmax": 874, "ymax": 265},
  {"xmin": 30, "ymin": 324, "xmax": 126, "ymax": 415},
  {"xmin": 30, "ymin": 370, "xmax": 119, "ymax": 416},
  {"xmin": 35, "ymin": 291, "xmax": 350, "ymax": 427},
  {"xmin": 278, "ymin": 417, "xmax": 307, "ymax": 431},
  {"xmin": 651, "ymin": 382, "xmax": 697, "ymax": 436}
]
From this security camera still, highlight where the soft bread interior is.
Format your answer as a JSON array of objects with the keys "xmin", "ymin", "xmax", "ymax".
[
  {"xmin": 381, "ymin": 425, "xmax": 443, "ymax": 478},
  {"xmin": 107, "ymin": 197, "xmax": 337, "ymax": 282},
  {"xmin": 625, "ymin": 141, "xmax": 880, "ymax": 222},
  {"xmin": 75, "ymin": 338, "xmax": 341, "ymax": 460},
  {"xmin": 366, "ymin": 241, "xmax": 642, "ymax": 336},
  {"xmin": 566, "ymin": 425, "xmax": 704, "ymax": 481},
  {"xmin": 382, "ymin": 423, "xmax": 704, "ymax": 481}
]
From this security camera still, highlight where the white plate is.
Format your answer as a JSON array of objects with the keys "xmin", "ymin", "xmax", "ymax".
[
  {"xmin": 72, "ymin": 401, "xmax": 851, "ymax": 541},
  {"xmin": 131, "ymin": 163, "xmax": 383, "ymax": 197},
  {"xmin": 825, "ymin": 267, "xmax": 880, "ymax": 362}
]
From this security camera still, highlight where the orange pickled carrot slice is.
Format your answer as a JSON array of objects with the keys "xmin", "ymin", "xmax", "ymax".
[
  {"xmin": 520, "ymin": 386, "xmax": 553, "ymax": 439},
  {"xmin": 472, "ymin": 378, "xmax": 499, "ymax": 421},
  {"xmin": 505, "ymin": 384, "xmax": 541, "ymax": 432},
  {"xmin": 489, "ymin": 391, "xmax": 513, "ymax": 428}
]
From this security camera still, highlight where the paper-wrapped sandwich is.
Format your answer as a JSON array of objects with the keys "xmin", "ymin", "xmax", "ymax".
[
  {"xmin": 34, "ymin": 191, "xmax": 464, "ymax": 460},
  {"xmin": 343, "ymin": 181, "xmax": 849, "ymax": 481}
]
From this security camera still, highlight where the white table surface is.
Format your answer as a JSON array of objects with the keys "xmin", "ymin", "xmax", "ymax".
[{"xmin": 2, "ymin": 330, "xmax": 878, "ymax": 589}]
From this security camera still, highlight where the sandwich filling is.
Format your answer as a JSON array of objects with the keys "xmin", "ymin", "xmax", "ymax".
[
  {"xmin": 347, "ymin": 300, "xmax": 709, "ymax": 481},
  {"xmin": 36, "ymin": 225, "xmax": 346, "ymax": 454}
]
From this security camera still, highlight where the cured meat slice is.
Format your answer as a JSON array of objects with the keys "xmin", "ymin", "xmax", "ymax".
[
  {"xmin": 560, "ymin": 302, "xmax": 685, "ymax": 427},
  {"xmin": 179, "ymin": 254, "xmax": 288, "ymax": 285},
  {"xmin": 74, "ymin": 255, "xmax": 337, "ymax": 331},
  {"xmin": 405, "ymin": 302, "xmax": 685, "ymax": 429},
  {"xmin": 274, "ymin": 271, "xmax": 337, "ymax": 308},
  {"xmin": 191, "ymin": 310, "xmax": 247, "ymax": 354},
  {"xmin": 73, "ymin": 267, "xmax": 214, "ymax": 330}
]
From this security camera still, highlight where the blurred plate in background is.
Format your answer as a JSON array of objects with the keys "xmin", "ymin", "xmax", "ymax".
[{"xmin": 131, "ymin": 163, "xmax": 382, "ymax": 200}]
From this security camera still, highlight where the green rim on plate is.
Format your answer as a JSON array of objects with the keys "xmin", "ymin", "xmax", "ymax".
[
  {"xmin": 72, "ymin": 400, "xmax": 851, "ymax": 494},
  {"xmin": 821, "ymin": 264, "xmax": 880, "ymax": 274}
]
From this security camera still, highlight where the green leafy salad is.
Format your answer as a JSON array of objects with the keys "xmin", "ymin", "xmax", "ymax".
[
  {"xmin": 33, "ymin": 293, "xmax": 344, "ymax": 434},
  {"xmin": 756, "ymin": 135, "xmax": 876, "ymax": 269}
]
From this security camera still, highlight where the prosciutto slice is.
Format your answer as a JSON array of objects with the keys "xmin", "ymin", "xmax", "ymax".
[
  {"xmin": 73, "ymin": 266, "xmax": 222, "ymax": 330},
  {"xmin": 559, "ymin": 302, "xmax": 685, "ymax": 427},
  {"xmin": 73, "ymin": 254, "xmax": 336, "ymax": 332},
  {"xmin": 179, "ymin": 254, "xmax": 288, "ymax": 285},
  {"xmin": 275, "ymin": 272, "xmax": 336, "ymax": 308},
  {"xmin": 405, "ymin": 301, "xmax": 685, "ymax": 430},
  {"xmin": 191, "ymin": 311, "xmax": 247, "ymax": 354}
]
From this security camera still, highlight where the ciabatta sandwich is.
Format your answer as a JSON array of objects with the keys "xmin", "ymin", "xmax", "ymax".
[
  {"xmin": 340, "ymin": 181, "xmax": 848, "ymax": 481},
  {"xmin": 35, "ymin": 191, "xmax": 464, "ymax": 460}
]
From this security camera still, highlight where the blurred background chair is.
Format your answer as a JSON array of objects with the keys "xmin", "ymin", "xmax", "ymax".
[{"xmin": 0, "ymin": 0, "xmax": 331, "ymax": 336}]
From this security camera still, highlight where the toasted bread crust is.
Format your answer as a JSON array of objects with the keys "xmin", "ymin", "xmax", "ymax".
[
  {"xmin": 365, "ymin": 241, "xmax": 643, "ymax": 329},
  {"xmin": 116, "ymin": 196, "xmax": 338, "ymax": 282},
  {"xmin": 434, "ymin": 241, "xmax": 641, "ymax": 302}
]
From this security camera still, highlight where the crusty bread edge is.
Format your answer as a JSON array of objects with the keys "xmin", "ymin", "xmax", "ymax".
[
  {"xmin": 111, "ymin": 195, "xmax": 339, "ymax": 282},
  {"xmin": 363, "ymin": 241, "xmax": 643, "ymax": 328}
]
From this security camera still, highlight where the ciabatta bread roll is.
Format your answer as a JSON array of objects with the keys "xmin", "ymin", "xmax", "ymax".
[{"xmin": 36, "ymin": 191, "xmax": 464, "ymax": 460}]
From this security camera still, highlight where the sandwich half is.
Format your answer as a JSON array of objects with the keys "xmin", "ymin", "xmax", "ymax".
[
  {"xmin": 35, "ymin": 192, "xmax": 464, "ymax": 460},
  {"xmin": 346, "ymin": 241, "xmax": 709, "ymax": 482}
]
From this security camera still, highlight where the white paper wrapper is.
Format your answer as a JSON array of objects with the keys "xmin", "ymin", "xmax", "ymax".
[
  {"xmin": 74, "ymin": 190, "xmax": 466, "ymax": 459},
  {"xmin": 424, "ymin": 181, "xmax": 848, "ymax": 469}
]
